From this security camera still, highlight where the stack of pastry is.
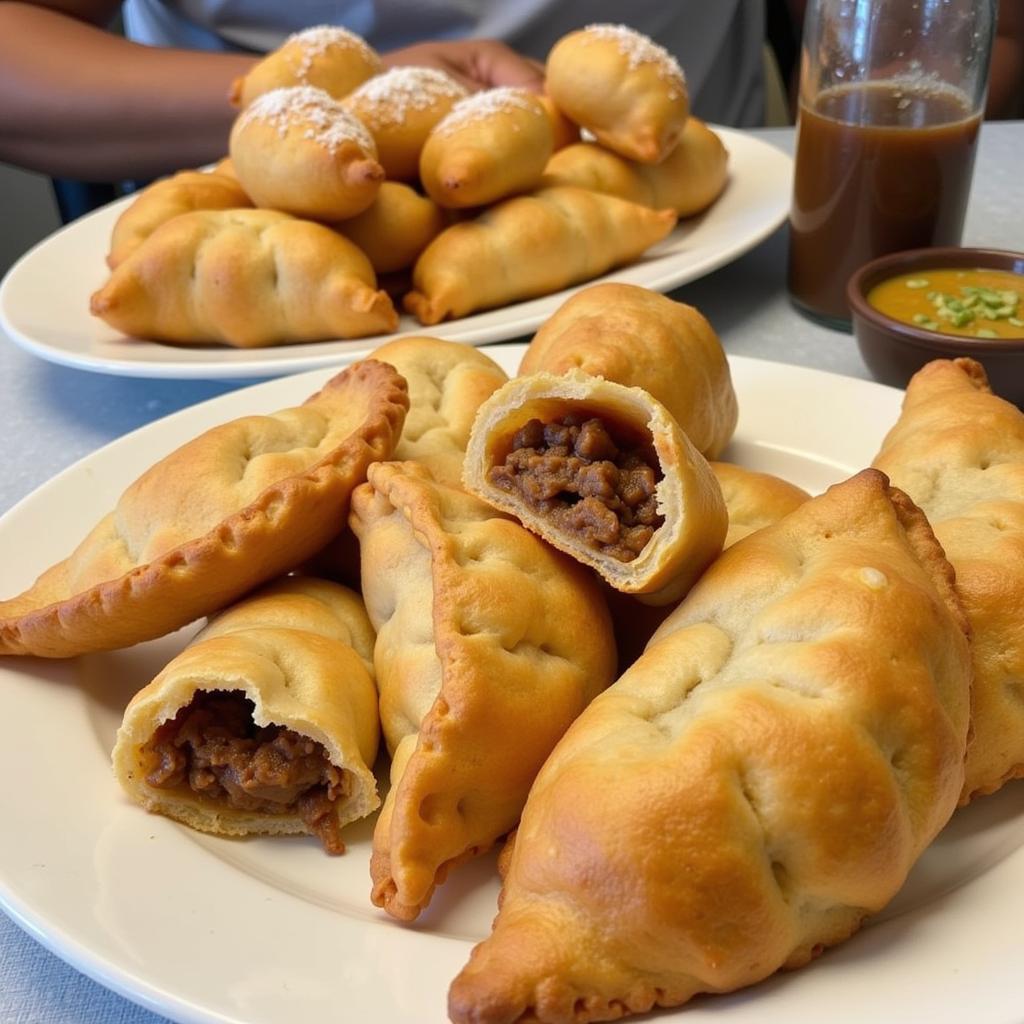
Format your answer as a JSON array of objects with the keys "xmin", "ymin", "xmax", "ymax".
[{"xmin": 89, "ymin": 22, "xmax": 730, "ymax": 348}]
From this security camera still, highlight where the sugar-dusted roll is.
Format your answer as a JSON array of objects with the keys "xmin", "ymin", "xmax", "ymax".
[
  {"xmin": 521, "ymin": 283, "xmax": 738, "ymax": 459},
  {"xmin": 112, "ymin": 577, "xmax": 380, "ymax": 853},
  {"xmin": 404, "ymin": 186, "xmax": 676, "ymax": 325},
  {"xmin": 419, "ymin": 88, "xmax": 554, "ymax": 209},
  {"xmin": 230, "ymin": 25, "xmax": 382, "ymax": 108},
  {"xmin": 873, "ymin": 357, "xmax": 1024, "ymax": 802},
  {"xmin": 350, "ymin": 461, "xmax": 616, "ymax": 920},
  {"xmin": 343, "ymin": 66, "xmax": 468, "ymax": 182},
  {"xmin": 0, "ymin": 361, "xmax": 408, "ymax": 657},
  {"xmin": 230, "ymin": 86, "xmax": 383, "ymax": 221},
  {"xmin": 546, "ymin": 23, "xmax": 689, "ymax": 164},
  {"xmin": 91, "ymin": 209, "xmax": 397, "ymax": 347},
  {"xmin": 711, "ymin": 461, "xmax": 811, "ymax": 547},
  {"xmin": 449, "ymin": 470, "xmax": 972, "ymax": 1024},
  {"xmin": 463, "ymin": 370, "xmax": 727, "ymax": 605},
  {"xmin": 543, "ymin": 117, "xmax": 729, "ymax": 217},
  {"xmin": 333, "ymin": 182, "xmax": 446, "ymax": 274},
  {"xmin": 370, "ymin": 335, "xmax": 508, "ymax": 484},
  {"xmin": 107, "ymin": 169, "xmax": 251, "ymax": 269}
]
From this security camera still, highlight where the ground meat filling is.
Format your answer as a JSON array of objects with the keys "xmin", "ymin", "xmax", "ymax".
[
  {"xmin": 143, "ymin": 690, "xmax": 351, "ymax": 854},
  {"xmin": 488, "ymin": 414, "xmax": 664, "ymax": 562}
]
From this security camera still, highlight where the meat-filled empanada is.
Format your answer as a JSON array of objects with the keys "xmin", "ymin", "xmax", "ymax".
[
  {"xmin": 107, "ymin": 169, "xmax": 251, "ymax": 269},
  {"xmin": 230, "ymin": 86, "xmax": 383, "ymax": 221},
  {"xmin": 0, "ymin": 361, "xmax": 408, "ymax": 658},
  {"xmin": 543, "ymin": 117, "xmax": 730, "ymax": 217},
  {"xmin": 463, "ymin": 371, "xmax": 727, "ymax": 605},
  {"xmin": 449, "ymin": 470, "xmax": 972, "ymax": 1024},
  {"xmin": 521, "ymin": 283, "xmax": 738, "ymax": 459},
  {"xmin": 538, "ymin": 93, "xmax": 580, "ymax": 152},
  {"xmin": 873, "ymin": 357, "xmax": 1024, "ymax": 801},
  {"xmin": 404, "ymin": 186, "xmax": 676, "ymax": 326},
  {"xmin": 370, "ymin": 336, "xmax": 508, "ymax": 484},
  {"xmin": 545, "ymin": 24, "xmax": 689, "ymax": 164},
  {"xmin": 350, "ymin": 461, "xmax": 616, "ymax": 921},
  {"xmin": 711, "ymin": 461, "xmax": 811, "ymax": 548},
  {"xmin": 112, "ymin": 577, "xmax": 379, "ymax": 853},
  {"xmin": 91, "ymin": 209, "xmax": 397, "ymax": 347},
  {"xmin": 419, "ymin": 88, "xmax": 554, "ymax": 209},
  {"xmin": 229, "ymin": 25, "xmax": 382, "ymax": 109}
]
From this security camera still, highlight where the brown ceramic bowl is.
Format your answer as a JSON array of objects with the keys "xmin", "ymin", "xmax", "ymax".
[{"xmin": 848, "ymin": 247, "xmax": 1024, "ymax": 406}]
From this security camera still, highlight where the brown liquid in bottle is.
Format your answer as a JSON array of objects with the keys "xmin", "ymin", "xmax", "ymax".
[{"xmin": 787, "ymin": 81, "xmax": 981, "ymax": 325}]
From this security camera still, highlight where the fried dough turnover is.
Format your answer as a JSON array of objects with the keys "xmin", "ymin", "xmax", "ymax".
[
  {"xmin": 449, "ymin": 470, "xmax": 972, "ymax": 1024},
  {"xmin": 463, "ymin": 370, "xmax": 727, "ymax": 605},
  {"xmin": 0, "ymin": 361, "xmax": 408, "ymax": 658},
  {"xmin": 873, "ymin": 357, "xmax": 1024, "ymax": 802},
  {"xmin": 343, "ymin": 66, "xmax": 468, "ymax": 182},
  {"xmin": 546, "ymin": 24, "xmax": 689, "ymax": 164},
  {"xmin": 229, "ymin": 25, "xmax": 382, "ymax": 108},
  {"xmin": 711, "ymin": 461, "xmax": 811, "ymax": 548},
  {"xmin": 230, "ymin": 86, "xmax": 383, "ymax": 221},
  {"xmin": 543, "ymin": 117, "xmax": 729, "ymax": 217},
  {"xmin": 91, "ymin": 209, "xmax": 397, "ymax": 347},
  {"xmin": 419, "ymin": 88, "xmax": 554, "ymax": 209},
  {"xmin": 107, "ymin": 169, "xmax": 251, "ymax": 269},
  {"xmin": 112, "ymin": 577, "xmax": 380, "ymax": 852},
  {"xmin": 404, "ymin": 186, "xmax": 676, "ymax": 325},
  {"xmin": 521, "ymin": 283, "xmax": 738, "ymax": 458},
  {"xmin": 370, "ymin": 336, "xmax": 508, "ymax": 484},
  {"xmin": 333, "ymin": 182, "xmax": 446, "ymax": 274},
  {"xmin": 537, "ymin": 93, "xmax": 581, "ymax": 151},
  {"xmin": 350, "ymin": 461, "xmax": 616, "ymax": 920}
]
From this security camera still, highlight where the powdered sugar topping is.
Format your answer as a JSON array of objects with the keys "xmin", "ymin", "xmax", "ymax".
[
  {"xmin": 433, "ymin": 87, "xmax": 542, "ymax": 137},
  {"xmin": 239, "ymin": 86, "xmax": 377, "ymax": 155},
  {"xmin": 285, "ymin": 25, "xmax": 381, "ymax": 80},
  {"xmin": 348, "ymin": 67, "xmax": 468, "ymax": 126},
  {"xmin": 582, "ymin": 23, "xmax": 685, "ymax": 89}
]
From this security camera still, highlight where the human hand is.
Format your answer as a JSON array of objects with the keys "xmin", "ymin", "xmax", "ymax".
[{"xmin": 381, "ymin": 38, "xmax": 545, "ymax": 92}]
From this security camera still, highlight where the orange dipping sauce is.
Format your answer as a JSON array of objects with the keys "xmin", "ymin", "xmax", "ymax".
[{"xmin": 867, "ymin": 268, "xmax": 1024, "ymax": 339}]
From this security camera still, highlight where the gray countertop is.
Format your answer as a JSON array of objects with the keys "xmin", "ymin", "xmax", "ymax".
[{"xmin": 0, "ymin": 122, "xmax": 1021, "ymax": 1024}]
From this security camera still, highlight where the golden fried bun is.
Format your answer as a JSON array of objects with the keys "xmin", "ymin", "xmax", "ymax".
[
  {"xmin": 343, "ymin": 66, "xmax": 468, "ymax": 182},
  {"xmin": 230, "ymin": 85, "xmax": 383, "ymax": 221},
  {"xmin": 404, "ymin": 186, "xmax": 676, "ymax": 325},
  {"xmin": 546, "ymin": 23, "xmax": 689, "ymax": 164},
  {"xmin": 91, "ymin": 209, "xmax": 397, "ymax": 347},
  {"xmin": 537, "ymin": 93, "xmax": 581, "ymax": 151},
  {"xmin": 710, "ymin": 462, "xmax": 811, "ymax": 547},
  {"xmin": 419, "ymin": 88, "xmax": 554, "ymax": 209},
  {"xmin": 230, "ymin": 25, "xmax": 382, "ymax": 108},
  {"xmin": 0, "ymin": 361, "xmax": 408, "ymax": 658}
]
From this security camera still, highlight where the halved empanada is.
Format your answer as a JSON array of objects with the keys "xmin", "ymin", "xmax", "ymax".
[
  {"xmin": 521, "ymin": 283, "xmax": 738, "ymax": 459},
  {"xmin": 450, "ymin": 470, "xmax": 971, "ymax": 1024},
  {"xmin": 112, "ymin": 576, "xmax": 379, "ymax": 852},
  {"xmin": 91, "ymin": 209, "xmax": 397, "ymax": 347},
  {"xmin": 0, "ymin": 360, "xmax": 407, "ymax": 657},
  {"xmin": 873, "ymin": 357, "xmax": 1024, "ymax": 801},
  {"xmin": 349, "ymin": 461, "xmax": 616, "ymax": 920},
  {"xmin": 463, "ymin": 370, "xmax": 727, "ymax": 605}
]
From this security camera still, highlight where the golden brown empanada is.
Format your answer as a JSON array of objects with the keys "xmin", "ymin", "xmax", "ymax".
[
  {"xmin": 349, "ymin": 461, "xmax": 616, "ymax": 920},
  {"xmin": 543, "ymin": 117, "xmax": 729, "ymax": 217},
  {"xmin": 112, "ymin": 576, "xmax": 379, "ymax": 852},
  {"xmin": 404, "ymin": 186, "xmax": 676, "ymax": 325},
  {"xmin": 419, "ymin": 88, "xmax": 554, "ymax": 209},
  {"xmin": 462, "ymin": 370, "xmax": 727, "ymax": 605},
  {"xmin": 521, "ymin": 283, "xmax": 738, "ymax": 459},
  {"xmin": 230, "ymin": 85, "xmax": 383, "ymax": 221},
  {"xmin": 107, "ymin": 169, "xmax": 251, "ymax": 269},
  {"xmin": 537, "ymin": 93, "xmax": 580, "ymax": 152},
  {"xmin": 333, "ymin": 182, "xmax": 446, "ymax": 274},
  {"xmin": 0, "ymin": 361, "xmax": 407, "ymax": 658},
  {"xmin": 370, "ymin": 336, "xmax": 508, "ymax": 484},
  {"xmin": 91, "ymin": 209, "xmax": 397, "ymax": 347},
  {"xmin": 449, "ymin": 469, "xmax": 972, "ymax": 1024},
  {"xmin": 545, "ymin": 24, "xmax": 689, "ymax": 164},
  {"xmin": 711, "ymin": 461, "xmax": 811, "ymax": 547},
  {"xmin": 230, "ymin": 25, "xmax": 382, "ymax": 108},
  {"xmin": 343, "ymin": 66, "xmax": 468, "ymax": 182},
  {"xmin": 872, "ymin": 357, "xmax": 1024, "ymax": 801}
]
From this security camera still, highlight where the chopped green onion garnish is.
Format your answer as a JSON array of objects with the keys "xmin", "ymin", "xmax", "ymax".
[
  {"xmin": 976, "ymin": 329, "xmax": 998, "ymax": 338},
  {"xmin": 905, "ymin": 278, "xmax": 930, "ymax": 289},
  {"xmin": 1009, "ymin": 317, "xmax": 1024, "ymax": 328}
]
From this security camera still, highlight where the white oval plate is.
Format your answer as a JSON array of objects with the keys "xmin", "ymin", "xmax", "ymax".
[
  {"xmin": 0, "ymin": 129, "xmax": 790, "ymax": 380},
  {"xmin": 1, "ymin": 348, "xmax": 1022, "ymax": 1024}
]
